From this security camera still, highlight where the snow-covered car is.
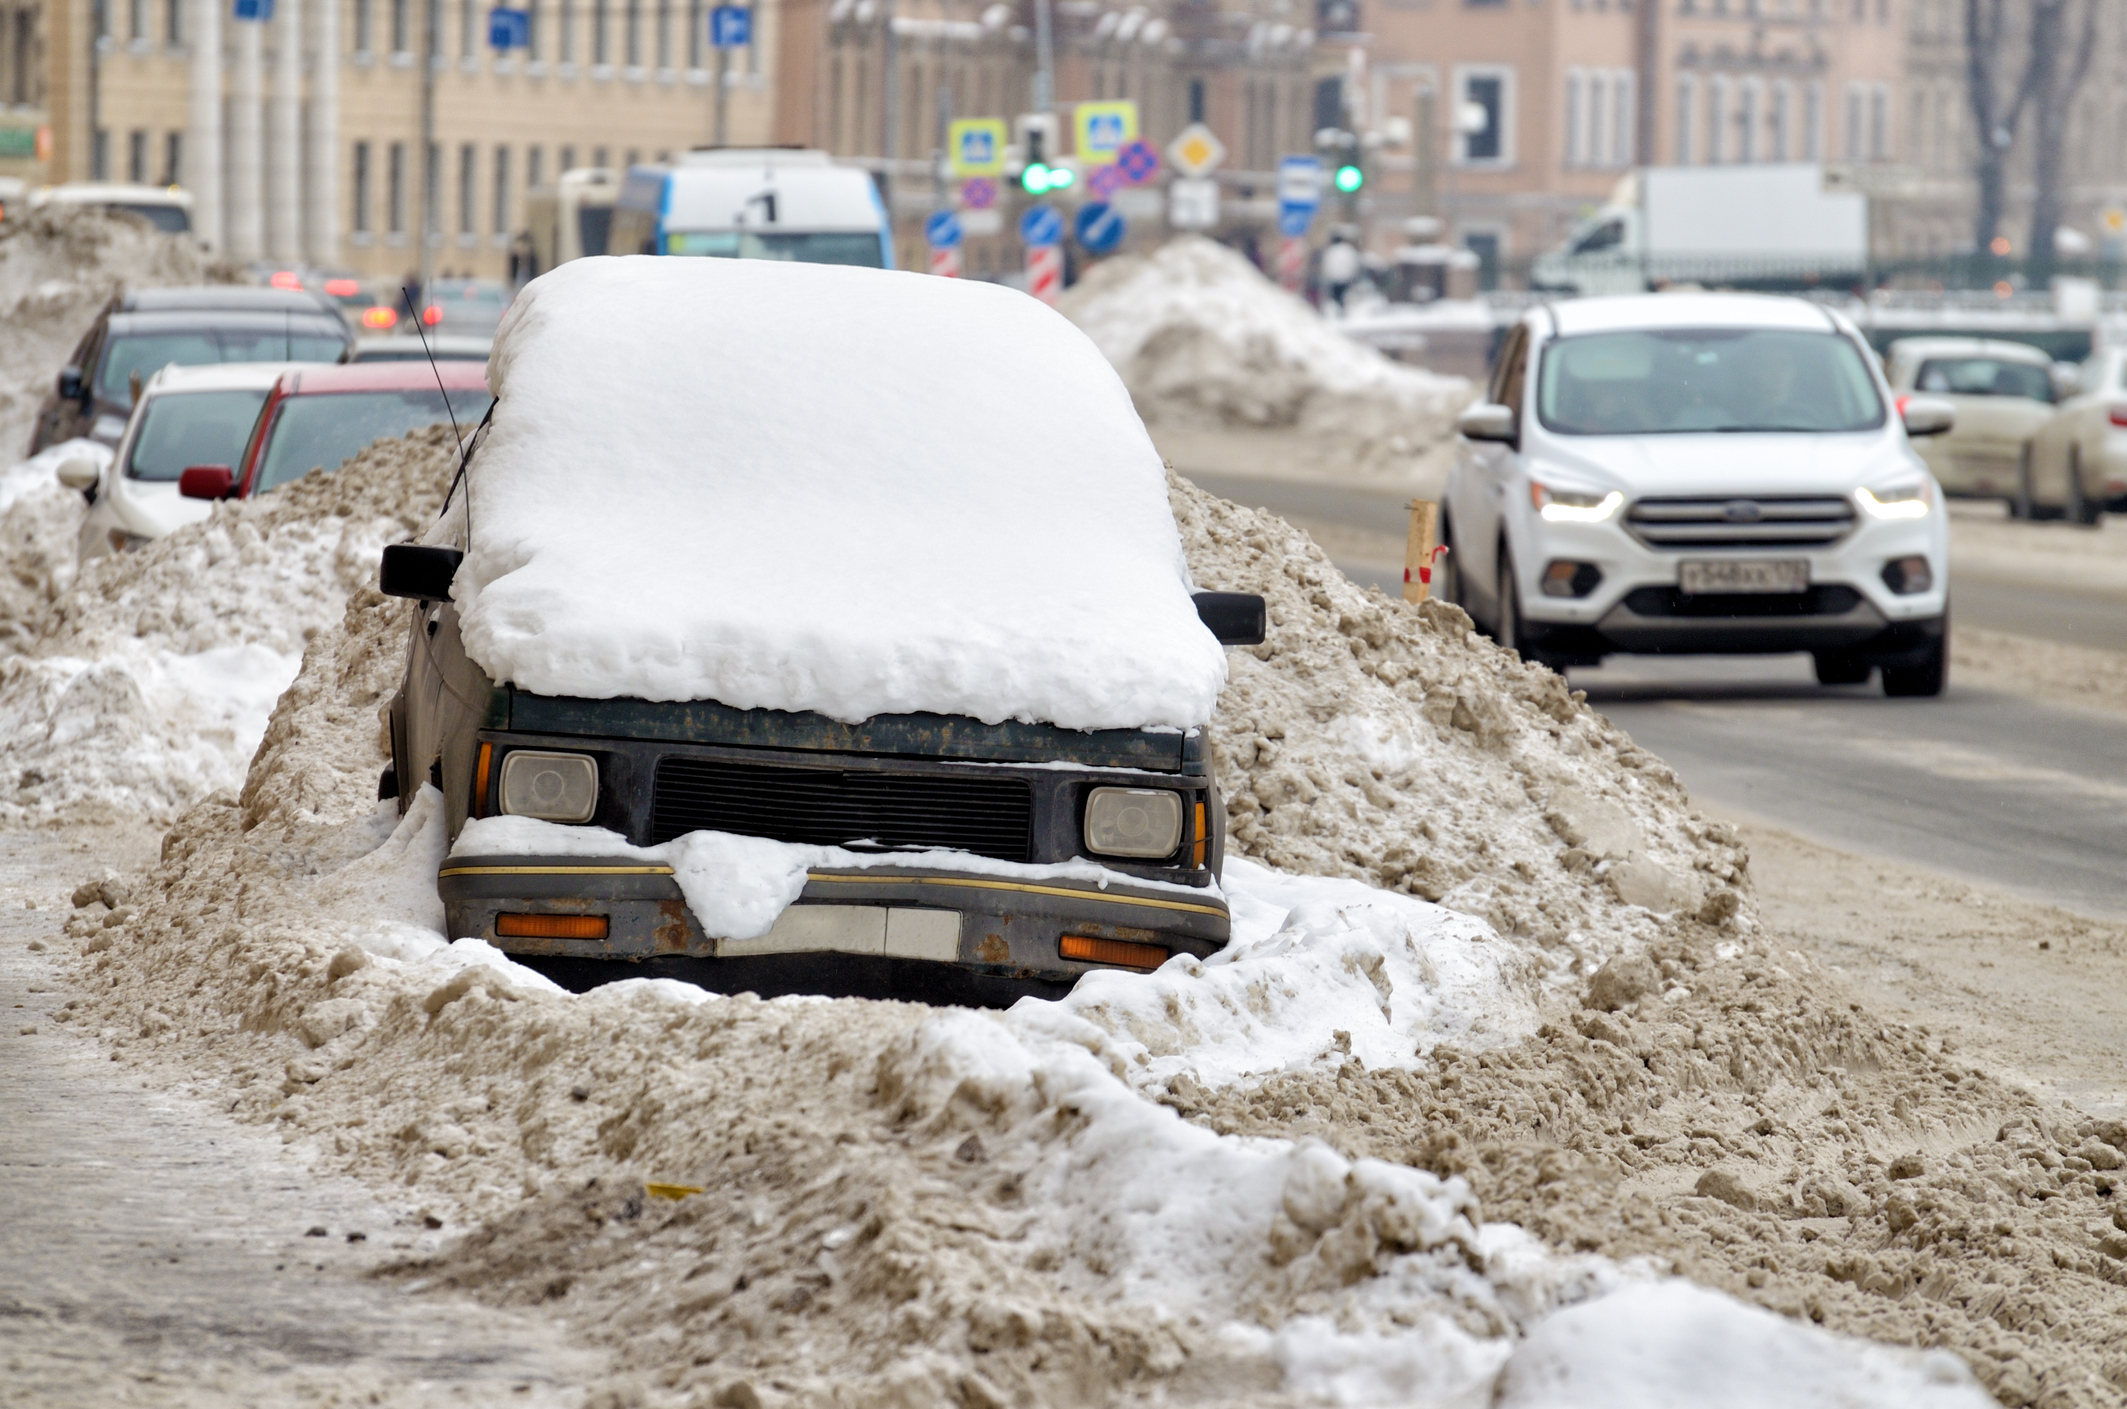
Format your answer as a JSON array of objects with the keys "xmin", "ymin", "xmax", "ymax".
[
  {"xmin": 71, "ymin": 361, "xmax": 308, "ymax": 560},
  {"xmin": 1882, "ymin": 337, "xmax": 2061, "ymax": 516},
  {"xmin": 178, "ymin": 361, "xmax": 493, "ymax": 505},
  {"xmin": 2024, "ymin": 343, "xmax": 2127, "ymax": 523},
  {"xmin": 1443, "ymin": 293, "xmax": 1953, "ymax": 696},
  {"xmin": 377, "ymin": 257, "xmax": 1264, "ymax": 1005}
]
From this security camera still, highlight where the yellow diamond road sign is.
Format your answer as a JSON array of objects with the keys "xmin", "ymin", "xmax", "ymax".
[
  {"xmin": 1168, "ymin": 123, "xmax": 1226, "ymax": 178},
  {"xmin": 2106, "ymin": 206, "xmax": 2127, "ymax": 236}
]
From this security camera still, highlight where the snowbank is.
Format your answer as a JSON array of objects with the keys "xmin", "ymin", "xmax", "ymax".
[
  {"xmin": 0, "ymin": 425, "xmax": 458, "ymax": 824},
  {"xmin": 1060, "ymin": 237, "xmax": 1474, "ymax": 476},
  {"xmin": 462, "ymin": 256, "xmax": 1225, "ymax": 730}
]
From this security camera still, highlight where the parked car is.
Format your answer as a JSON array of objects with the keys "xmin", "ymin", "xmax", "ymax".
[
  {"xmin": 1442, "ymin": 293, "xmax": 1953, "ymax": 696},
  {"xmin": 1882, "ymin": 337, "xmax": 2061, "ymax": 517},
  {"xmin": 30, "ymin": 287, "xmax": 352, "ymax": 454},
  {"xmin": 417, "ymin": 279, "xmax": 512, "ymax": 336},
  {"xmin": 345, "ymin": 334, "xmax": 491, "ymax": 364},
  {"xmin": 179, "ymin": 360, "xmax": 493, "ymax": 505},
  {"xmin": 376, "ymin": 256, "xmax": 1263, "ymax": 1006},
  {"xmin": 69, "ymin": 362, "xmax": 305, "ymax": 560},
  {"xmin": 2024, "ymin": 344, "xmax": 2127, "ymax": 523},
  {"xmin": 30, "ymin": 181, "xmax": 195, "ymax": 234}
]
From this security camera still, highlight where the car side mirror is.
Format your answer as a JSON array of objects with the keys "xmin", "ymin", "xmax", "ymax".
[
  {"xmin": 178, "ymin": 464, "xmax": 235, "ymax": 500},
  {"xmin": 54, "ymin": 456, "xmax": 101, "ymax": 491},
  {"xmin": 1900, "ymin": 396, "xmax": 1956, "ymax": 438},
  {"xmin": 380, "ymin": 543, "xmax": 465, "ymax": 600},
  {"xmin": 56, "ymin": 366, "xmax": 83, "ymax": 401},
  {"xmin": 1457, "ymin": 401, "xmax": 1518, "ymax": 443},
  {"xmin": 1194, "ymin": 591, "xmax": 1267, "ymax": 646},
  {"xmin": 2051, "ymin": 362, "xmax": 2081, "ymax": 399}
]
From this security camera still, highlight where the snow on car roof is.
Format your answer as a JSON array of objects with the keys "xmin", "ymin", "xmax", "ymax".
[
  {"xmin": 1547, "ymin": 293, "xmax": 1842, "ymax": 338},
  {"xmin": 454, "ymin": 256, "xmax": 1228, "ymax": 731},
  {"xmin": 142, "ymin": 361, "xmax": 316, "ymax": 395},
  {"xmin": 281, "ymin": 360, "xmax": 491, "ymax": 394},
  {"xmin": 1885, "ymin": 336, "xmax": 2053, "ymax": 364}
]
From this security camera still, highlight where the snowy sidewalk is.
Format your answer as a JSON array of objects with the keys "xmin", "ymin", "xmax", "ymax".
[{"xmin": 0, "ymin": 828, "xmax": 604, "ymax": 1408}]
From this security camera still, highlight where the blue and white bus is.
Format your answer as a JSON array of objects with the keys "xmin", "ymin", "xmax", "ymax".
[{"xmin": 609, "ymin": 150, "xmax": 893, "ymax": 269}]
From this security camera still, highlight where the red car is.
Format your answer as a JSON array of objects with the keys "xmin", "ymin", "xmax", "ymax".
[{"xmin": 180, "ymin": 360, "xmax": 494, "ymax": 502}]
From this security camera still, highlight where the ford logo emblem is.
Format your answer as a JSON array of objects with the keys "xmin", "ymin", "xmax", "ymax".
[{"xmin": 1722, "ymin": 499, "xmax": 1763, "ymax": 522}]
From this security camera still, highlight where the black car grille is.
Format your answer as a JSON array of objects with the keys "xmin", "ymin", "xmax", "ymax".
[
  {"xmin": 1621, "ymin": 585, "xmax": 1864, "ymax": 618},
  {"xmin": 1625, "ymin": 496, "xmax": 1856, "ymax": 549},
  {"xmin": 651, "ymin": 756, "xmax": 1034, "ymax": 862}
]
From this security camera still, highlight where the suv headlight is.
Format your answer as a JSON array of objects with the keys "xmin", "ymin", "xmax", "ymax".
[
  {"xmin": 1530, "ymin": 482, "xmax": 1624, "ymax": 523},
  {"xmin": 1857, "ymin": 482, "xmax": 1933, "ymax": 519},
  {"xmin": 498, "ymin": 750, "xmax": 599, "ymax": 823},
  {"xmin": 1083, "ymin": 787, "xmax": 1184, "ymax": 859}
]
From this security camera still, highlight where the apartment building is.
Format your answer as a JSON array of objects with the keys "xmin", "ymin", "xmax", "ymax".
[
  {"xmin": 37, "ymin": 0, "xmax": 777, "ymax": 277},
  {"xmin": 1353, "ymin": 0, "xmax": 1907, "ymax": 277}
]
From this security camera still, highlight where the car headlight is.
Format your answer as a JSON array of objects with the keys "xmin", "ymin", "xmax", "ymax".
[
  {"xmin": 498, "ymin": 750, "xmax": 599, "ymax": 823},
  {"xmin": 1530, "ymin": 482, "xmax": 1624, "ymax": 523},
  {"xmin": 1857, "ymin": 482, "xmax": 1933, "ymax": 519},
  {"xmin": 1083, "ymin": 787, "xmax": 1184, "ymax": 859}
]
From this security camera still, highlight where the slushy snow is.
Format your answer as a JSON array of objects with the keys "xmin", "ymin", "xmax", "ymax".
[{"xmin": 459, "ymin": 257, "xmax": 1227, "ymax": 730}]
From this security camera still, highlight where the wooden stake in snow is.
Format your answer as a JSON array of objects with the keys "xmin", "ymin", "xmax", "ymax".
[{"xmin": 1403, "ymin": 499, "xmax": 1442, "ymax": 604}]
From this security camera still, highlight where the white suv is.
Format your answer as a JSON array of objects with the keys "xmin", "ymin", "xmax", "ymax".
[{"xmin": 1441, "ymin": 293, "xmax": 1953, "ymax": 697}]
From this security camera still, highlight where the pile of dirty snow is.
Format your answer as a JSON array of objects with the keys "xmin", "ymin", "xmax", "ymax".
[
  {"xmin": 45, "ymin": 574, "xmax": 1990, "ymax": 1408},
  {"xmin": 1061, "ymin": 237, "xmax": 1473, "ymax": 478},
  {"xmin": 0, "ymin": 425, "xmax": 458, "ymax": 824},
  {"xmin": 0, "ymin": 440, "xmax": 106, "ymax": 645},
  {"xmin": 0, "ymin": 205, "xmax": 233, "ymax": 456}
]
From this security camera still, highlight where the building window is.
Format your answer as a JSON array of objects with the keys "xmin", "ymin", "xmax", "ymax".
[
  {"xmin": 625, "ymin": 0, "xmax": 639, "ymax": 64},
  {"xmin": 429, "ymin": 0, "xmax": 442, "ymax": 55},
  {"xmin": 353, "ymin": 141, "xmax": 372, "ymax": 232},
  {"xmin": 126, "ymin": 129, "xmax": 146, "ymax": 182},
  {"xmin": 1587, "ymin": 72, "xmax": 1608, "ymax": 167},
  {"xmin": 1564, "ymin": 70, "xmax": 1583, "ymax": 167},
  {"xmin": 1770, "ymin": 81, "xmax": 1792, "ymax": 161},
  {"xmin": 1313, "ymin": 76, "xmax": 1344, "ymax": 135},
  {"xmin": 560, "ymin": 143, "xmax": 577, "ymax": 172},
  {"xmin": 167, "ymin": 0, "xmax": 181, "ymax": 43},
  {"xmin": 388, "ymin": 141, "xmax": 406, "ymax": 234},
  {"xmin": 655, "ymin": 0, "xmax": 669, "ymax": 67},
  {"xmin": 1737, "ymin": 78, "xmax": 1758, "ymax": 162},
  {"xmin": 391, "ymin": 0, "xmax": 409, "ymax": 53},
  {"xmin": 1454, "ymin": 66, "xmax": 1512, "ymax": 165},
  {"xmin": 687, "ymin": 0, "xmax": 700, "ymax": 66},
  {"xmin": 163, "ymin": 131, "xmax": 182, "ymax": 185},
  {"xmin": 355, "ymin": 0, "xmax": 372, "ymax": 51},
  {"xmin": 526, "ymin": 0, "xmax": 541, "ymax": 56},
  {"xmin": 92, "ymin": 130, "xmax": 109, "ymax": 180},
  {"xmin": 528, "ymin": 144, "xmax": 544, "ymax": 189},
  {"xmin": 593, "ymin": 0, "xmax": 608, "ymax": 63},
  {"xmin": 591, "ymin": 145, "xmax": 608, "ymax": 169},
  {"xmin": 1707, "ymin": 76, "xmax": 1730, "ymax": 163},
  {"xmin": 493, "ymin": 146, "xmax": 511, "ymax": 233},
  {"xmin": 1613, "ymin": 72, "xmax": 1635, "ymax": 166},
  {"xmin": 426, "ymin": 142, "xmax": 441, "ymax": 239},
  {"xmin": 1189, "ymin": 78, "xmax": 1206, "ymax": 124},
  {"xmin": 462, "ymin": 0, "xmax": 477, "ymax": 57},
  {"xmin": 459, "ymin": 143, "xmax": 476, "ymax": 234},
  {"xmin": 1803, "ymin": 81, "xmax": 1823, "ymax": 160},
  {"xmin": 1869, "ymin": 84, "xmax": 1889, "ymax": 160},
  {"xmin": 129, "ymin": 0, "xmax": 145, "ymax": 41},
  {"xmin": 1675, "ymin": 75, "xmax": 1697, "ymax": 164}
]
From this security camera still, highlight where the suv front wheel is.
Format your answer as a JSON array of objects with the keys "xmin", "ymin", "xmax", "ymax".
[{"xmin": 1881, "ymin": 616, "xmax": 1948, "ymax": 698}]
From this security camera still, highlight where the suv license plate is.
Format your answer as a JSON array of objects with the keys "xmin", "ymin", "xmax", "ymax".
[{"xmin": 1679, "ymin": 559, "xmax": 1810, "ymax": 595}]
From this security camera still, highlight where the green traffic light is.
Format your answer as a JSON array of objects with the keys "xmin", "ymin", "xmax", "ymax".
[
  {"xmin": 1334, "ymin": 164, "xmax": 1364, "ymax": 194},
  {"xmin": 1022, "ymin": 162, "xmax": 1051, "ymax": 194},
  {"xmin": 1050, "ymin": 166, "xmax": 1075, "ymax": 191}
]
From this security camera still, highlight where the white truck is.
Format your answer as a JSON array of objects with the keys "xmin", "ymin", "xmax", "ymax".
[{"xmin": 1533, "ymin": 164, "xmax": 1867, "ymax": 297}]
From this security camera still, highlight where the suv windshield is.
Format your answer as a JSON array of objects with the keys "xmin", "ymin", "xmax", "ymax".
[
  {"xmin": 99, "ymin": 329, "xmax": 348, "ymax": 402},
  {"xmin": 1914, "ymin": 356, "xmax": 2052, "ymax": 402},
  {"xmin": 254, "ymin": 387, "xmax": 495, "ymax": 493},
  {"xmin": 665, "ymin": 230, "xmax": 885, "ymax": 267},
  {"xmin": 1538, "ymin": 328, "xmax": 1886, "ymax": 435},
  {"xmin": 126, "ymin": 389, "xmax": 271, "ymax": 481}
]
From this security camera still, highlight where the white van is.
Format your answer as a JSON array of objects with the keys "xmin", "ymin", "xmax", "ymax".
[
  {"xmin": 520, "ymin": 167, "xmax": 617, "ymax": 278},
  {"xmin": 607, "ymin": 149, "xmax": 892, "ymax": 269},
  {"xmin": 1443, "ymin": 293, "xmax": 1955, "ymax": 696}
]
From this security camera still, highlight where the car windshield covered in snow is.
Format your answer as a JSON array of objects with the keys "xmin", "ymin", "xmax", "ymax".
[
  {"xmin": 126, "ymin": 388, "xmax": 271, "ymax": 481},
  {"xmin": 1537, "ymin": 327, "xmax": 1886, "ymax": 435},
  {"xmin": 1914, "ymin": 356, "xmax": 2054, "ymax": 403},
  {"xmin": 253, "ymin": 387, "xmax": 492, "ymax": 493}
]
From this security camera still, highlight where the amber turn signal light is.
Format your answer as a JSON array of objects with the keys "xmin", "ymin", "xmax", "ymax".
[
  {"xmin": 495, "ymin": 913, "xmax": 609, "ymax": 940},
  {"xmin": 1060, "ymin": 934, "xmax": 1169, "ymax": 972}
]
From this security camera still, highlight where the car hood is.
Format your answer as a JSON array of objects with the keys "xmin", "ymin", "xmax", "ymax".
[
  {"xmin": 1526, "ymin": 431, "xmax": 1920, "ymax": 498},
  {"xmin": 109, "ymin": 477, "xmax": 213, "ymax": 538}
]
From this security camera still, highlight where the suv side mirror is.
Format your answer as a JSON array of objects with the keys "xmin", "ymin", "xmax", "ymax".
[
  {"xmin": 1900, "ymin": 396, "xmax": 1956, "ymax": 438},
  {"xmin": 380, "ymin": 543, "xmax": 465, "ymax": 600},
  {"xmin": 54, "ymin": 456, "xmax": 101, "ymax": 491},
  {"xmin": 1457, "ymin": 402, "xmax": 1517, "ymax": 442},
  {"xmin": 178, "ymin": 464, "xmax": 235, "ymax": 500},
  {"xmin": 1194, "ymin": 591, "xmax": 1267, "ymax": 646},
  {"xmin": 56, "ymin": 366, "xmax": 83, "ymax": 402}
]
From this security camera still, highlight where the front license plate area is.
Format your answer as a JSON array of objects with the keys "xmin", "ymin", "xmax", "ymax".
[{"xmin": 1679, "ymin": 559, "xmax": 1809, "ymax": 594}]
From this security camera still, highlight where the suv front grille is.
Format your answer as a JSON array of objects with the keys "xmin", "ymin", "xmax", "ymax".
[
  {"xmin": 1620, "ymin": 585, "xmax": 1864, "ymax": 618},
  {"xmin": 651, "ymin": 756, "xmax": 1034, "ymax": 862},
  {"xmin": 1625, "ymin": 496, "xmax": 1855, "ymax": 549}
]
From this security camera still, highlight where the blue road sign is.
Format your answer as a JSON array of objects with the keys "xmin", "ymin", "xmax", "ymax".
[
  {"xmin": 1019, "ymin": 204, "xmax": 1064, "ymax": 248},
  {"xmin": 924, "ymin": 210, "xmax": 964, "ymax": 249},
  {"xmin": 710, "ymin": 5, "xmax": 751, "ymax": 47},
  {"xmin": 1277, "ymin": 203, "xmax": 1316, "ymax": 238},
  {"xmin": 1074, "ymin": 201, "xmax": 1125, "ymax": 255},
  {"xmin": 232, "ymin": 0, "xmax": 273, "ymax": 20},
  {"xmin": 1277, "ymin": 154, "xmax": 1323, "ymax": 211},
  {"xmin": 488, "ymin": 6, "xmax": 530, "ymax": 48}
]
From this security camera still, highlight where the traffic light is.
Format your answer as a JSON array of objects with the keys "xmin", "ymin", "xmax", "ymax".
[
  {"xmin": 1016, "ymin": 113, "xmax": 1071, "ymax": 195},
  {"xmin": 1334, "ymin": 162, "xmax": 1364, "ymax": 194}
]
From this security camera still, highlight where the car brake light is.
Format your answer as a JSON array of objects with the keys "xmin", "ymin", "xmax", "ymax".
[
  {"xmin": 269, "ymin": 270, "xmax": 302, "ymax": 290},
  {"xmin": 324, "ymin": 277, "xmax": 361, "ymax": 297},
  {"xmin": 1895, "ymin": 394, "xmax": 1911, "ymax": 416},
  {"xmin": 361, "ymin": 305, "xmax": 397, "ymax": 329},
  {"xmin": 2108, "ymin": 406, "xmax": 2127, "ymax": 428},
  {"xmin": 422, "ymin": 305, "xmax": 442, "ymax": 325}
]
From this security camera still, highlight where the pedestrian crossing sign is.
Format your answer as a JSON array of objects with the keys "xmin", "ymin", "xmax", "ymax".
[
  {"xmin": 949, "ymin": 119, "xmax": 1009, "ymax": 177},
  {"xmin": 1073, "ymin": 102, "xmax": 1138, "ymax": 164}
]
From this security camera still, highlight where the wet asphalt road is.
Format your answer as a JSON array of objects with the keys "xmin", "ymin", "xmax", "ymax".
[{"xmin": 1188, "ymin": 469, "xmax": 2127, "ymax": 919}]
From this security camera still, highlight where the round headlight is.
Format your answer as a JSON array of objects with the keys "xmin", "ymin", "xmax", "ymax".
[
  {"xmin": 498, "ymin": 750, "xmax": 599, "ymax": 823},
  {"xmin": 1083, "ymin": 787, "xmax": 1184, "ymax": 859}
]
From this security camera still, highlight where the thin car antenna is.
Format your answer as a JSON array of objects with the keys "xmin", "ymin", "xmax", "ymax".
[{"xmin": 403, "ymin": 285, "xmax": 476, "ymax": 547}]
